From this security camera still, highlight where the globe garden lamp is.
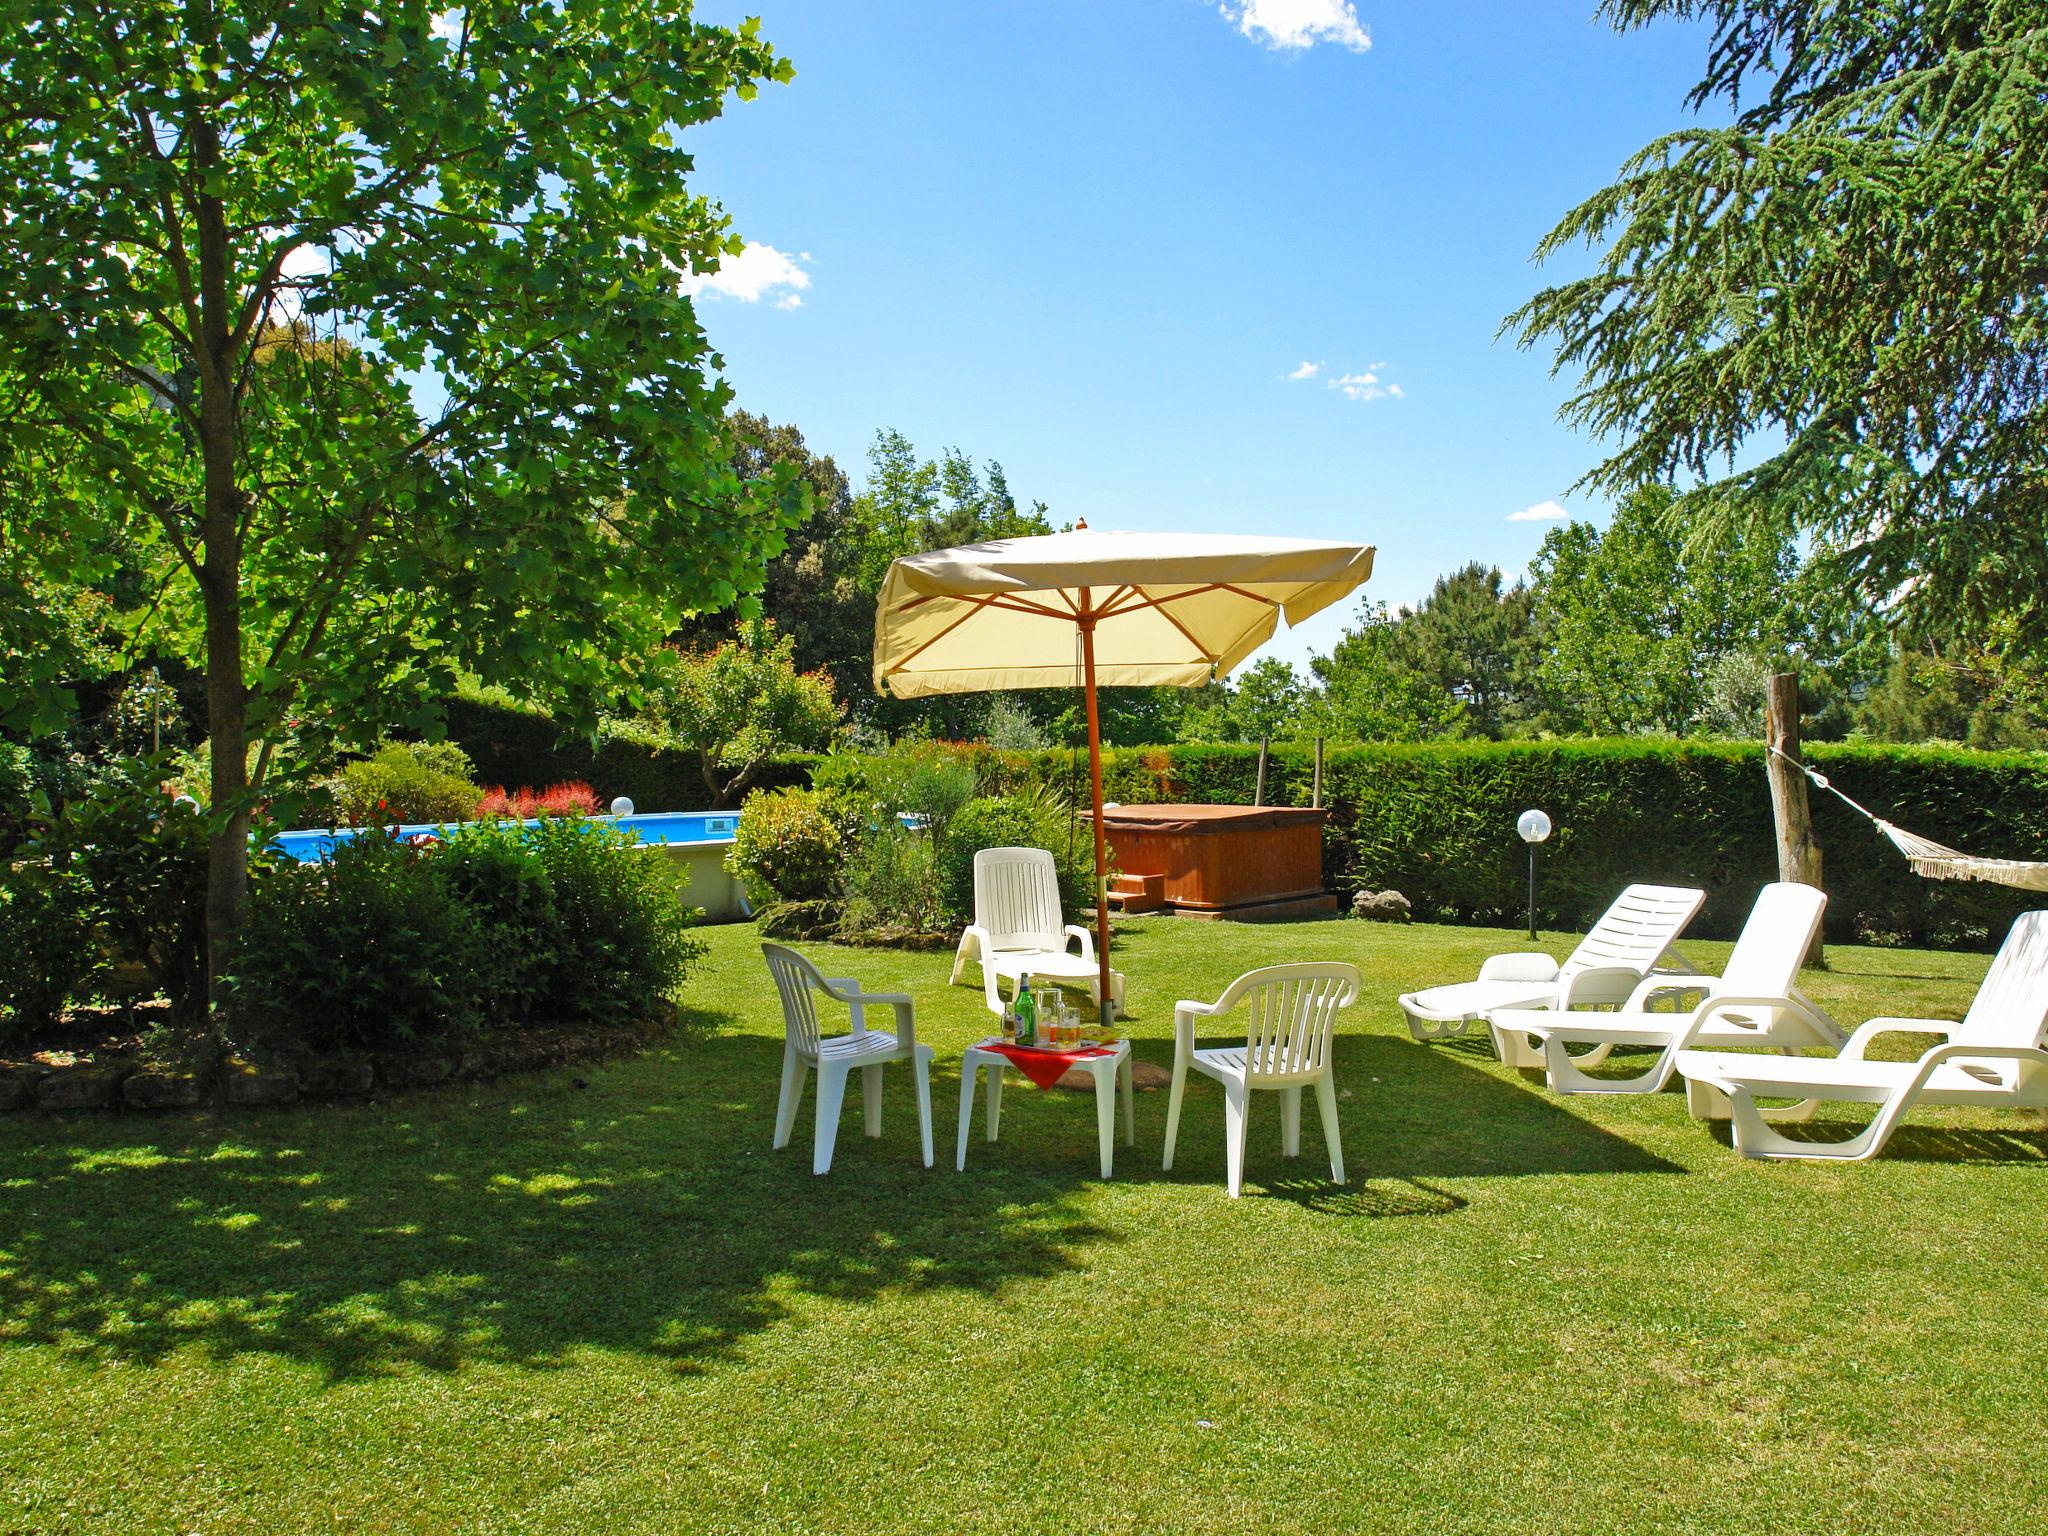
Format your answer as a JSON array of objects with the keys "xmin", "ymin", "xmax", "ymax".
[
  {"xmin": 610, "ymin": 797, "xmax": 635, "ymax": 819},
  {"xmin": 1517, "ymin": 809, "xmax": 1553, "ymax": 941}
]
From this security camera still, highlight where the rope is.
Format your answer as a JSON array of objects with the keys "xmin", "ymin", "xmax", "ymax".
[{"xmin": 1765, "ymin": 743, "xmax": 2048, "ymax": 892}]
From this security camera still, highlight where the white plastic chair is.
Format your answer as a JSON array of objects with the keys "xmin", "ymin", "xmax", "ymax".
[
  {"xmin": 1162, "ymin": 963, "xmax": 1362, "ymax": 1197},
  {"xmin": 1397, "ymin": 883, "xmax": 1706, "ymax": 1047},
  {"xmin": 950, "ymin": 845, "xmax": 1126, "ymax": 1015},
  {"xmin": 762, "ymin": 943, "xmax": 934, "ymax": 1175},
  {"xmin": 1488, "ymin": 882, "xmax": 1844, "ymax": 1093},
  {"xmin": 1675, "ymin": 910, "xmax": 2048, "ymax": 1161}
]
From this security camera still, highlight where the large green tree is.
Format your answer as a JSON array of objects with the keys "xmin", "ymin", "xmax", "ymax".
[
  {"xmin": 1528, "ymin": 486, "xmax": 1804, "ymax": 734},
  {"xmin": 1379, "ymin": 562, "xmax": 1539, "ymax": 739},
  {"xmin": 1306, "ymin": 602, "xmax": 1470, "ymax": 743},
  {"xmin": 1508, "ymin": 0, "xmax": 2048, "ymax": 657},
  {"xmin": 0, "ymin": 2, "xmax": 800, "ymax": 1011},
  {"xmin": 678, "ymin": 411, "xmax": 872, "ymax": 706}
]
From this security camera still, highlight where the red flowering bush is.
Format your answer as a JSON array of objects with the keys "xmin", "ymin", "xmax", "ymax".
[{"xmin": 477, "ymin": 780, "xmax": 602, "ymax": 819}]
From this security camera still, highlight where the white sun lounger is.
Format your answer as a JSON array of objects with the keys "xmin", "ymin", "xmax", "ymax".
[
  {"xmin": 1397, "ymin": 883, "xmax": 1706, "ymax": 1049},
  {"xmin": 1489, "ymin": 882, "xmax": 1842, "ymax": 1087},
  {"xmin": 1675, "ymin": 910, "xmax": 2048, "ymax": 1161}
]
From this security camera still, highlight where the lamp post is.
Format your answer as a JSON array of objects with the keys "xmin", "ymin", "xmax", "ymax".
[
  {"xmin": 610, "ymin": 797, "xmax": 635, "ymax": 819},
  {"xmin": 1517, "ymin": 808, "xmax": 1552, "ymax": 941}
]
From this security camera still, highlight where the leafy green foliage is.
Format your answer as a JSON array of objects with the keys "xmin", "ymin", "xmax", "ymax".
[
  {"xmin": 331, "ymin": 742, "xmax": 486, "ymax": 826},
  {"xmin": 0, "ymin": 0, "xmax": 804, "ymax": 1004},
  {"xmin": 1177, "ymin": 657, "xmax": 1309, "ymax": 743},
  {"xmin": 520, "ymin": 818, "xmax": 704, "ymax": 1027},
  {"xmin": 235, "ymin": 818, "xmax": 702, "ymax": 1052},
  {"xmin": 0, "ymin": 854, "xmax": 103, "ymax": 1038},
  {"xmin": 25, "ymin": 755, "xmax": 217, "ymax": 1022},
  {"xmin": 636, "ymin": 623, "xmax": 842, "ymax": 806},
  {"xmin": 834, "ymin": 823, "xmax": 951, "ymax": 945},
  {"xmin": 1306, "ymin": 602, "xmax": 1471, "ymax": 742},
  {"xmin": 1855, "ymin": 641, "xmax": 2048, "ymax": 748},
  {"xmin": 727, "ymin": 787, "xmax": 846, "ymax": 904},
  {"xmin": 1508, "ymin": 0, "xmax": 2048, "ymax": 658},
  {"xmin": 939, "ymin": 794, "xmax": 1091, "ymax": 922},
  {"xmin": 237, "ymin": 830, "xmax": 492, "ymax": 1053},
  {"xmin": 1376, "ymin": 563, "xmax": 1540, "ymax": 738},
  {"xmin": 675, "ymin": 411, "xmax": 876, "ymax": 713},
  {"xmin": 442, "ymin": 689, "xmax": 820, "ymax": 813},
  {"xmin": 1527, "ymin": 486, "xmax": 1806, "ymax": 733},
  {"xmin": 435, "ymin": 822, "xmax": 564, "ymax": 1022}
]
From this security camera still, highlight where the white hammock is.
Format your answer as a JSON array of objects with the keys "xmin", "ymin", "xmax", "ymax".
[{"xmin": 1770, "ymin": 746, "xmax": 2048, "ymax": 893}]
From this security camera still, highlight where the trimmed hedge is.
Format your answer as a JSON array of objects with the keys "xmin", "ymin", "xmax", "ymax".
[
  {"xmin": 984, "ymin": 740, "xmax": 2048, "ymax": 951},
  {"xmin": 436, "ymin": 694, "xmax": 2048, "ymax": 950},
  {"xmin": 441, "ymin": 693, "xmax": 818, "ymax": 811}
]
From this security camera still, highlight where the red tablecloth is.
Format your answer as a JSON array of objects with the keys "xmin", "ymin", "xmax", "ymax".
[{"xmin": 976, "ymin": 1038, "xmax": 1119, "ymax": 1091}]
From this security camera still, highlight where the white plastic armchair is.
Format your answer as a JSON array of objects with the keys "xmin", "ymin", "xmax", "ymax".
[
  {"xmin": 950, "ymin": 846, "xmax": 1125, "ymax": 1015},
  {"xmin": 1675, "ymin": 910, "xmax": 2048, "ymax": 1161},
  {"xmin": 1162, "ymin": 963, "xmax": 1362, "ymax": 1197},
  {"xmin": 763, "ymin": 942, "xmax": 934, "ymax": 1175},
  {"xmin": 1489, "ymin": 882, "xmax": 1843, "ymax": 1092},
  {"xmin": 1397, "ymin": 883, "xmax": 1706, "ymax": 1048}
]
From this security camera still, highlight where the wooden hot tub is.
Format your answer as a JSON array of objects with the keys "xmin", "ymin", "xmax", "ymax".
[{"xmin": 1091, "ymin": 804, "xmax": 1338, "ymax": 921}]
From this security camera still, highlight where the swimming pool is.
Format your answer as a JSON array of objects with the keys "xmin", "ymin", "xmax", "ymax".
[
  {"xmin": 269, "ymin": 810, "xmax": 742, "ymax": 864},
  {"xmin": 269, "ymin": 811, "xmax": 750, "ymax": 919}
]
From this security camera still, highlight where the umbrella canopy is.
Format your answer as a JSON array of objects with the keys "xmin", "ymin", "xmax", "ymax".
[
  {"xmin": 873, "ymin": 529, "xmax": 1375, "ymax": 698},
  {"xmin": 873, "ymin": 527, "xmax": 1375, "ymax": 1020}
]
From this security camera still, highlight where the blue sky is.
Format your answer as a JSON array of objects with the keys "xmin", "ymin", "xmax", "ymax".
[{"xmin": 683, "ymin": 0, "xmax": 1717, "ymax": 668}]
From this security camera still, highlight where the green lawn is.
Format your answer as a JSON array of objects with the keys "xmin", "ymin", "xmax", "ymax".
[{"xmin": 3, "ymin": 916, "xmax": 2045, "ymax": 1534}]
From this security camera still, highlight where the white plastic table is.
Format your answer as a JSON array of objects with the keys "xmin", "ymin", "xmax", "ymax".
[{"xmin": 955, "ymin": 1038, "xmax": 1135, "ymax": 1178}]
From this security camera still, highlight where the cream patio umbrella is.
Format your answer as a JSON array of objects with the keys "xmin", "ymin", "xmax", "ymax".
[{"xmin": 873, "ymin": 525, "xmax": 1375, "ymax": 1018}]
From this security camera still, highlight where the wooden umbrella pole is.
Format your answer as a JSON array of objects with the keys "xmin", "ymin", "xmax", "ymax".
[{"xmin": 1079, "ymin": 609, "xmax": 1113, "ymax": 1023}]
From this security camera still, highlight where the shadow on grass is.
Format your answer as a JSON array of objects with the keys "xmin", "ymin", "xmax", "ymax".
[
  {"xmin": 1259, "ymin": 1176, "xmax": 1468, "ymax": 1219},
  {"xmin": 1140, "ymin": 1033, "xmax": 1682, "ymax": 1193},
  {"xmin": 1701, "ymin": 1116, "xmax": 2048, "ymax": 1165},
  {"xmin": 0, "ymin": 1022, "xmax": 1109, "ymax": 1384}
]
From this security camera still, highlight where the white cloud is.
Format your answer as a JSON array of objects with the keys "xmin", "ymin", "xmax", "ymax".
[
  {"xmin": 430, "ymin": 9, "xmax": 465, "ymax": 44},
  {"xmin": 1221, "ymin": 0, "xmax": 1371, "ymax": 53},
  {"xmin": 681, "ymin": 241, "xmax": 812, "ymax": 306},
  {"xmin": 1286, "ymin": 360, "xmax": 1322, "ymax": 381},
  {"xmin": 1328, "ymin": 369, "xmax": 1402, "ymax": 402},
  {"xmin": 1508, "ymin": 499, "xmax": 1570, "ymax": 523}
]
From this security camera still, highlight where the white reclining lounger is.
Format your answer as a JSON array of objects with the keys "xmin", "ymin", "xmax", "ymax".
[
  {"xmin": 1397, "ymin": 883, "xmax": 1706, "ymax": 1048},
  {"xmin": 1488, "ymin": 881, "xmax": 1843, "ymax": 1086},
  {"xmin": 1675, "ymin": 909, "xmax": 2048, "ymax": 1162},
  {"xmin": 951, "ymin": 845, "xmax": 1126, "ymax": 1016}
]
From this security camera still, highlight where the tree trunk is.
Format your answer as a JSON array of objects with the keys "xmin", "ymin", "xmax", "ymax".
[
  {"xmin": 193, "ymin": 100, "xmax": 249, "ymax": 1028},
  {"xmin": 1764, "ymin": 672, "xmax": 1824, "ymax": 966}
]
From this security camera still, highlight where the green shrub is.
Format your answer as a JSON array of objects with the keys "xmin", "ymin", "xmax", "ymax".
[
  {"xmin": 436, "ymin": 820, "xmax": 562, "ymax": 1020},
  {"xmin": 236, "ymin": 829, "xmax": 490, "ymax": 1053},
  {"xmin": 332, "ymin": 742, "xmax": 484, "ymax": 825},
  {"xmin": 837, "ymin": 823, "xmax": 951, "ymax": 944},
  {"xmin": 0, "ymin": 856, "xmax": 104, "ymax": 1037},
  {"xmin": 865, "ymin": 739, "xmax": 976, "ymax": 830},
  {"xmin": 34, "ymin": 755, "xmax": 213, "ymax": 1021},
  {"xmin": 728, "ymin": 786, "xmax": 844, "ymax": 903},
  {"xmin": 235, "ymin": 818, "xmax": 704, "ymax": 1051},
  {"xmin": 521, "ymin": 817, "xmax": 704, "ymax": 1025},
  {"xmin": 940, "ymin": 793, "xmax": 1092, "ymax": 922}
]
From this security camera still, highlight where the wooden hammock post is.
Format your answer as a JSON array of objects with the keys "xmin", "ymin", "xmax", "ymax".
[{"xmin": 1765, "ymin": 672, "xmax": 1825, "ymax": 966}]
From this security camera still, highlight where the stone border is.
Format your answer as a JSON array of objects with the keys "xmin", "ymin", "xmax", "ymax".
[{"xmin": 0, "ymin": 1022, "xmax": 660, "ymax": 1114}]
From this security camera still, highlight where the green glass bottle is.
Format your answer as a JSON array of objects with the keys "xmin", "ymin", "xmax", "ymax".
[{"xmin": 1014, "ymin": 978, "xmax": 1036, "ymax": 1046}]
